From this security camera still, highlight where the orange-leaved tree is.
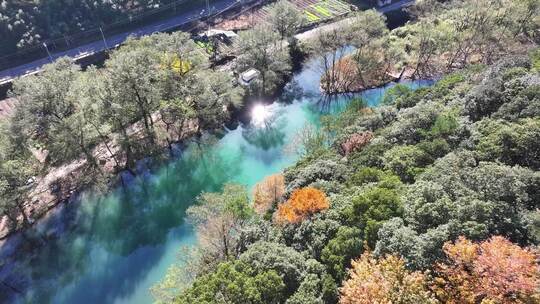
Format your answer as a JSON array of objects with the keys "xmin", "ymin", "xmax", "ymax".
[
  {"xmin": 339, "ymin": 251, "xmax": 438, "ymax": 304},
  {"xmin": 276, "ymin": 187, "xmax": 329, "ymax": 224},
  {"xmin": 434, "ymin": 236, "xmax": 540, "ymax": 304},
  {"xmin": 252, "ymin": 174, "xmax": 285, "ymax": 215}
]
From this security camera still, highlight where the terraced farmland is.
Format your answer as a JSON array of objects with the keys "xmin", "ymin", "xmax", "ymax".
[
  {"xmin": 215, "ymin": 0, "xmax": 353, "ymax": 31},
  {"xmin": 296, "ymin": 0, "xmax": 353, "ymax": 24},
  {"xmin": 262, "ymin": 0, "xmax": 353, "ymax": 24}
]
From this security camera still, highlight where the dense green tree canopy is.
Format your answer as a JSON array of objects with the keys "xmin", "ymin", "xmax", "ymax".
[
  {"xmin": 166, "ymin": 42, "xmax": 540, "ymax": 304},
  {"xmin": 2, "ymin": 1, "xmax": 540, "ymax": 303},
  {"xmin": 175, "ymin": 261, "xmax": 285, "ymax": 304},
  {"xmin": 0, "ymin": 30, "xmax": 244, "ymax": 234},
  {"xmin": 0, "ymin": 0, "xmax": 215, "ymax": 57}
]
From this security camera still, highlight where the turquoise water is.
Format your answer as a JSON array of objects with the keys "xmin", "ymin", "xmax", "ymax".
[{"xmin": 0, "ymin": 56, "xmax": 432, "ymax": 303}]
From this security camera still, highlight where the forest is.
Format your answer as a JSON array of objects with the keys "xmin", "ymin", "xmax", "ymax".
[
  {"xmin": 0, "ymin": 31, "xmax": 244, "ymax": 232},
  {"xmin": 149, "ymin": 0, "xmax": 540, "ymax": 303},
  {"xmin": 0, "ymin": 0, "xmax": 539, "ymax": 302},
  {"xmin": 0, "ymin": 0, "xmax": 298, "ymax": 234},
  {"xmin": 154, "ymin": 55, "xmax": 540, "ymax": 303},
  {"xmin": 0, "ymin": 0, "xmax": 212, "ymax": 57}
]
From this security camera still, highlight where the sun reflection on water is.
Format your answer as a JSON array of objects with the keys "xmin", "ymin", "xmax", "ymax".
[{"xmin": 251, "ymin": 103, "xmax": 271, "ymax": 127}]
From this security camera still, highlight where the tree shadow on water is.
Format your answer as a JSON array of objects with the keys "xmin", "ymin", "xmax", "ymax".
[
  {"xmin": 0, "ymin": 138, "xmax": 242, "ymax": 303},
  {"xmin": 242, "ymin": 120, "xmax": 287, "ymax": 152},
  {"xmin": 314, "ymin": 93, "xmax": 358, "ymax": 115},
  {"xmin": 278, "ymin": 80, "xmax": 306, "ymax": 104}
]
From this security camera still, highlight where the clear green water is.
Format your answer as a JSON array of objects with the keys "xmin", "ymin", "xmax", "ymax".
[{"xmin": 0, "ymin": 57, "xmax": 432, "ymax": 303}]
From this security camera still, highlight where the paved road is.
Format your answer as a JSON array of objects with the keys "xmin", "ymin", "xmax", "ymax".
[
  {"xmin": 0, "ymin": 0, "xmax": 245, "ymax": 85},
  {"xmin": 0, "ymin": 0, "xmax": 413, "ymax": 85}
]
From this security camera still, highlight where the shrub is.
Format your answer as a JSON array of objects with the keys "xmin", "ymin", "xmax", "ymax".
[
  {"xmin": 395, "ymin": 87, "xmax": 430, "ymax": 109},
  {"xmin": 346, "ymin": 167, "xmax": 385, "ymax": 187},
  {"xmin": 348, "ymin": 141, "xmax": 392, "ymax": 169},
  {"xmin": 382, "ymin": 145, "xmax": 430, "ymax": 183},
  {"xmin": 530, "ymin": 48, "xmax": 540, "ymax": 72},
  {"xmin": 464, "ymin": 56, "xmax": 531, "ymax": 121},
  {"xmin": 428, "ymin": 112, "xmax": 459, "ymax": 138},
  {"xmin": 321, "ymin": 226, "xmax": 362, "ymax": 282},
  {"xmin": 175, "ymin": 261, "xmax": 285, "ymax": 304},
  {"xmin": 473, "ymin": 118, "xmax": 540, "ymax": 170},
  {"xmin": 284, "ymin": 215, "xmax": 341, "ymax": 258},
  {"xmin": 382, "ymin": 83, "xmax": 412, "ymax": 105},
  {"xmin": 284, "ymin": 159, "xmax": 348, "ymax": 194},
  {"xmin": 430, "ymin": 73, "xmax": 465, "ymax": 99},
  {"xmin": 416, "ymin": 139, "xmax": 451, "ymax": 160},
  {"xmin": 344, "ymin": 186, "xmax": 403, "ymax": 248},
  {"xmin": 384, "ymin": 102, "xmax": 441, "ymax": 145}
]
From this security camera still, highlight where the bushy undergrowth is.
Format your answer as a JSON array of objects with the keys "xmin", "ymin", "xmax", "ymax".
[{"xmin": 153, "ymin": 51, "xmax": 540, "ymax": 303}]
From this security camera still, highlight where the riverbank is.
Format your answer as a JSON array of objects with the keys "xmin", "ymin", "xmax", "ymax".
[
  {"xmin": 319, "ymin": 55, "xmax": 418, "ymax": 94},
  {"xmin": 0, "ymin": 113, "xmax": 200, "ymax": 239},
  {"xmin": 0, "ymin": 52, "xmax": 433, "ymax": 303},
  {"xmin": 0, "ymin": 0, "xmax": 414, "ymax": 240},
  {"xmin": 0, "ymin": 45, "xmax": 294, "ymax": 240}
]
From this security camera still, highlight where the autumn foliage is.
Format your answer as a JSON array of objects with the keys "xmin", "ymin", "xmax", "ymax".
[
  {"xmin": 276, "ymin": 187, "xmax": 329, "ymax": 224},
  {"xmin": 339, "ymin": 237, "xmax": 540, "ymax": 304},
  {"xmin": 433, "ymin": 236, "xmax": 540, "ymax": 304},
  {"xmin": 321, "ymin": 56, "xmax": 360, "ymax": 94},
  {"xmin": 340, "ymin": 252, "xmax": 437, "ymax": 304},
  {"xmin": 340, "ymin": 131, "xmax": 374, "ymax": 156},
  {"xmin": 252, "ymin": 174, "xmax": 285, "ymax": 215}
]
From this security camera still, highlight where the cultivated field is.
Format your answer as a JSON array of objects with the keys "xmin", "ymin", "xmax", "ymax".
[
  {"xmin": 215, "ymin": 0, "xmax": 353, "ymax": 31},
  {"xmin": 295, "ymin": 0, "xmax": 353, "ymax": 24}
]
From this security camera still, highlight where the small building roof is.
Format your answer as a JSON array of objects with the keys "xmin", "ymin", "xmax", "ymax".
[
  {"xmin": 242, "ymin": 69, "xmax": 258, "ymax": 81},
  {"xmin": 239, "ymin": 68, "xmax": 260, "ymax": 85}
]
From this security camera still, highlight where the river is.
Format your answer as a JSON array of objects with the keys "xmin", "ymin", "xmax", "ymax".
[{"xmin": 0, "ymin": 56, "xmax": 432, "ymax": 303}]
